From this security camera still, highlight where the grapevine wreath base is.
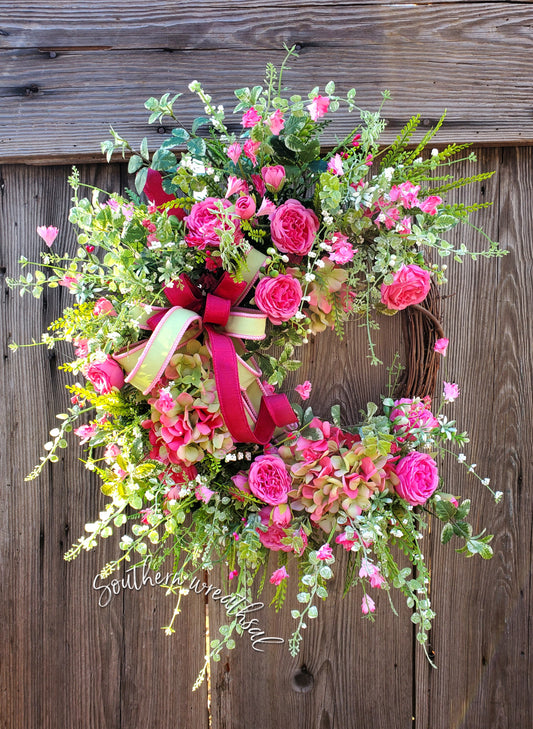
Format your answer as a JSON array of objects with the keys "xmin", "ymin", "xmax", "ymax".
[{"xmin": 10, "ymin": 53, "xmax": 505, "ymax": 683}]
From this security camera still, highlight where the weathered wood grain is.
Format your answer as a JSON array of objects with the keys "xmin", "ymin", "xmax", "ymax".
[
  {"xmin": 1, "ymin": 3, "xmax": 533, "ymax": 162},
  {"xmin": 0, "ymin": 163, "xmax": 208, "ymax": 729},
  {"xmin": 414, "ymin": 148, "xmax": 533, "ymax": 728}
]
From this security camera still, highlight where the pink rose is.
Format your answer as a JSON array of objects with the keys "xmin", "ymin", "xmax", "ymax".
[
  {"xmin": 270, "ymin": 199, "xmax": 319, "ymax": 256},
  {"xmin": 380, "ymin": 264, "xmax": 431, "ymax": 311},
  {"xmin": 255, "ymin": 274, "xmax": 302, "ymax": 325},
  {"xmin": 93, "ymin": 297, "xmax": 116, "ymax": 316},
  {"xmin": 185, "ymin": 197, "xmax": 237, "ymax": 249},
  {"xmin": 393, "ymin": 451, "xmax": 439, "ymax": 505},
  {"xmin": 234, "ymin": 195, "xmax": 256, "ymax": 220},
  {"xmin": 248, "ymin": 454, "xmax": 292, "ymax": 505},
  {"xmin": 261, "ymin": 165, "xmax": 286, "ymax": 193},
  {"xmin": 86, "ymin": 356, "xmax": 125, "ymax": 394}
]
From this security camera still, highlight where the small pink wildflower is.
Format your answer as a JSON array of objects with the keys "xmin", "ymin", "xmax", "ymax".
[
  {"xmin": 228, "ymin": 569, "xmax": 239, "ymax": 580},
  {"xmin": 434, "ymin": 337, "xmax": 449, "ymax": 356},
  {"xmin": 146, "ymin": 233, "xmax": 159, "ymax": 247},
  {"xmin": 419, "ymin": 195, "xmax": 442, "ymax": 215},
  {"xmin": 307, "ymin": 95, "xmax": 330, "ymax": 121},
  {"xmin": 122, "ymin": 203, "xmax": 134, "ymax": 221},
  {"xmin": 107, "ymin": 199, "xmax": 121, "ymax": 212},
  {"xmin": 195, "ymin": 484, "xmax": 215, "ymax": 503},
  {"xmin": 352, "ymin": 134, "xmax": 361, "ymax": 147},
  {"xmin": 251, "ymin": 174, "xmax": 266, "ymax": 197},
  {"xmin": 269, "ymin": 566, "xmax": 289, "ymax": 585},
  {"xmin": 227, "ymin": 142, "xmax": 242, "ymax": 164},
  {"xmin": 364, "ymin": 153, "xmax": 373, "ymax": 166},
  {"xmin": 256, "ymin": 198, "xmax": 277, "ymax": 217},
  {"xmin": 104, "ymin": 443, "xmax": 121, "ymax": 460},
  {"xmin": 316, "ymin": 544, "xmax": 334, "ymax": 561},
  {"xmin": 74, "ymin": 423, "xmax": 98, "ymax": 444},
  {"xmin": 241, "ymin": 107, "xmax": 261, "ymax": 128},
  {"xmin": 295, "ymin": 381, "xmax": 312, "ymax": 400},
  {"xmin": 244, "ymin": 139, "xmax": 261, "ymax": 165},
  {"xmin": 396, "ymin": 216, "xmax": 412, "ymax": 236},
  {"xmin": 335, "ymin": 532, "xmax": 357, "ymax": 551},
  {"xmin": 93, "ymin": 297, "xmax": 116, "ymax": 316},
  {"xmin": 327, "ymin": 154, "xmax": 344, "ymax": 176},
  {"xmin": 225, "ymin": 175, "xmax": 248, "ymax": 198},
  {"xmin": 443, "ymin": 381, "xmax": 460, "ymax": 402},
  {"xmin": 361, "ymin": 594, "xmax": 376, "ymax": 615},
  {"xmin": 37, "ymin": 225, "xmax": 59, "ymax": 247},
  {"xmin": 268, "ymin": 109, "xmax": 285, "ymax": 135}
]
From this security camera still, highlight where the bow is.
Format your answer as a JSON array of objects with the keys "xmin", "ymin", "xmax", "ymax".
[{"xmin": 114, "ymin": 253, "xmax": 296, "ymax": 445}]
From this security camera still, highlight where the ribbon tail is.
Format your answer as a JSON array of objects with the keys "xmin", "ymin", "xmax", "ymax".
[{"xmin": 206, "ymin": 327, "xmax": 296, "ymax": 444}]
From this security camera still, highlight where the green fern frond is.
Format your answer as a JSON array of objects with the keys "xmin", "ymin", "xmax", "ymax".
[
  {"xmin": 427, "ymin": 170, "xmax": 494, "ymax": 196},
  {"xmin": 404, "ymin": 110, "xmax": 447, "ymax": 165},
  {"xmin": 380, "ymin": 114, "xmax": 421, "ymax": 169}
]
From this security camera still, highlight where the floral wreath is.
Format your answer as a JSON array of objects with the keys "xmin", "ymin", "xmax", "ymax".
[{"xmin": 10, "ymin": 50, "xmax": 505, "ymax": 685}]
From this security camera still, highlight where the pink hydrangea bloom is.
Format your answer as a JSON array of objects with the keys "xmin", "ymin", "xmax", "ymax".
[
  {"xmin": 270, "ymin": 566, "xmax": 289, "ymax": 585},
  {"xmin": 241, "ymin": 107, "xmax": 261, "ymax": 127},
  {"xmin": 37, "ymin": 225, "xmax": 59, "ymax": 247},
  {"xmin": 316, "ymin": 544, "xmax": 334, "ymax": 561},
  {"xmin": 443, "ymin": 381, "xmax": 460, "ymax": 402},
  {"xmin": 361, "ymin": 594, "xmax": 376, "ymax": 615},
  {"xmin": 434, "ymin": 337, "xmax": 449, "ymax": 356},
  {"xmin": 307, "ymin": 95, "xmax": 330, "ymax": 121}
]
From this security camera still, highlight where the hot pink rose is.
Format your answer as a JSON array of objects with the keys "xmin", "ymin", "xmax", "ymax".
[
  {"xmin": 393, "ymin": 451, "xmax": 439, "ymax": 505},
  {"xmin": 270, "ymin": 199, "xmax": 319, "ymax": 256},
  {"xmin": 261, "ymin": 165, "xmax": 286, "ymax": 193},
  {"xmin": 185, "ymin": 197, "xmax": 238, "ymax": 249},
  {"xmin": 86, "ymin": 356, "xmax": 125, "ymax": 394},
  {"xmin": 254, "ymin": 274, "xmax": 302, "ymax": 325},
  {"xmin": 248, "ymin": 454, "xmax": 292, "ymax": 505},
  {"xmin": 380, "ymin": 264, "xmax": 431, "ymax": 310},
  {"xmin": 234, "ymin": 195, "xmax": 256, "ymax": 220}
]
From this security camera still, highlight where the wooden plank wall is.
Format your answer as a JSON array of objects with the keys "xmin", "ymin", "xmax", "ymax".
[
  {"xmin": 1, "ymin": 2, "xmax": 532, "ymax": 728},
  {"xmin": 2, "ymin": 1, "xmax": 533, "ymax": 162}
]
